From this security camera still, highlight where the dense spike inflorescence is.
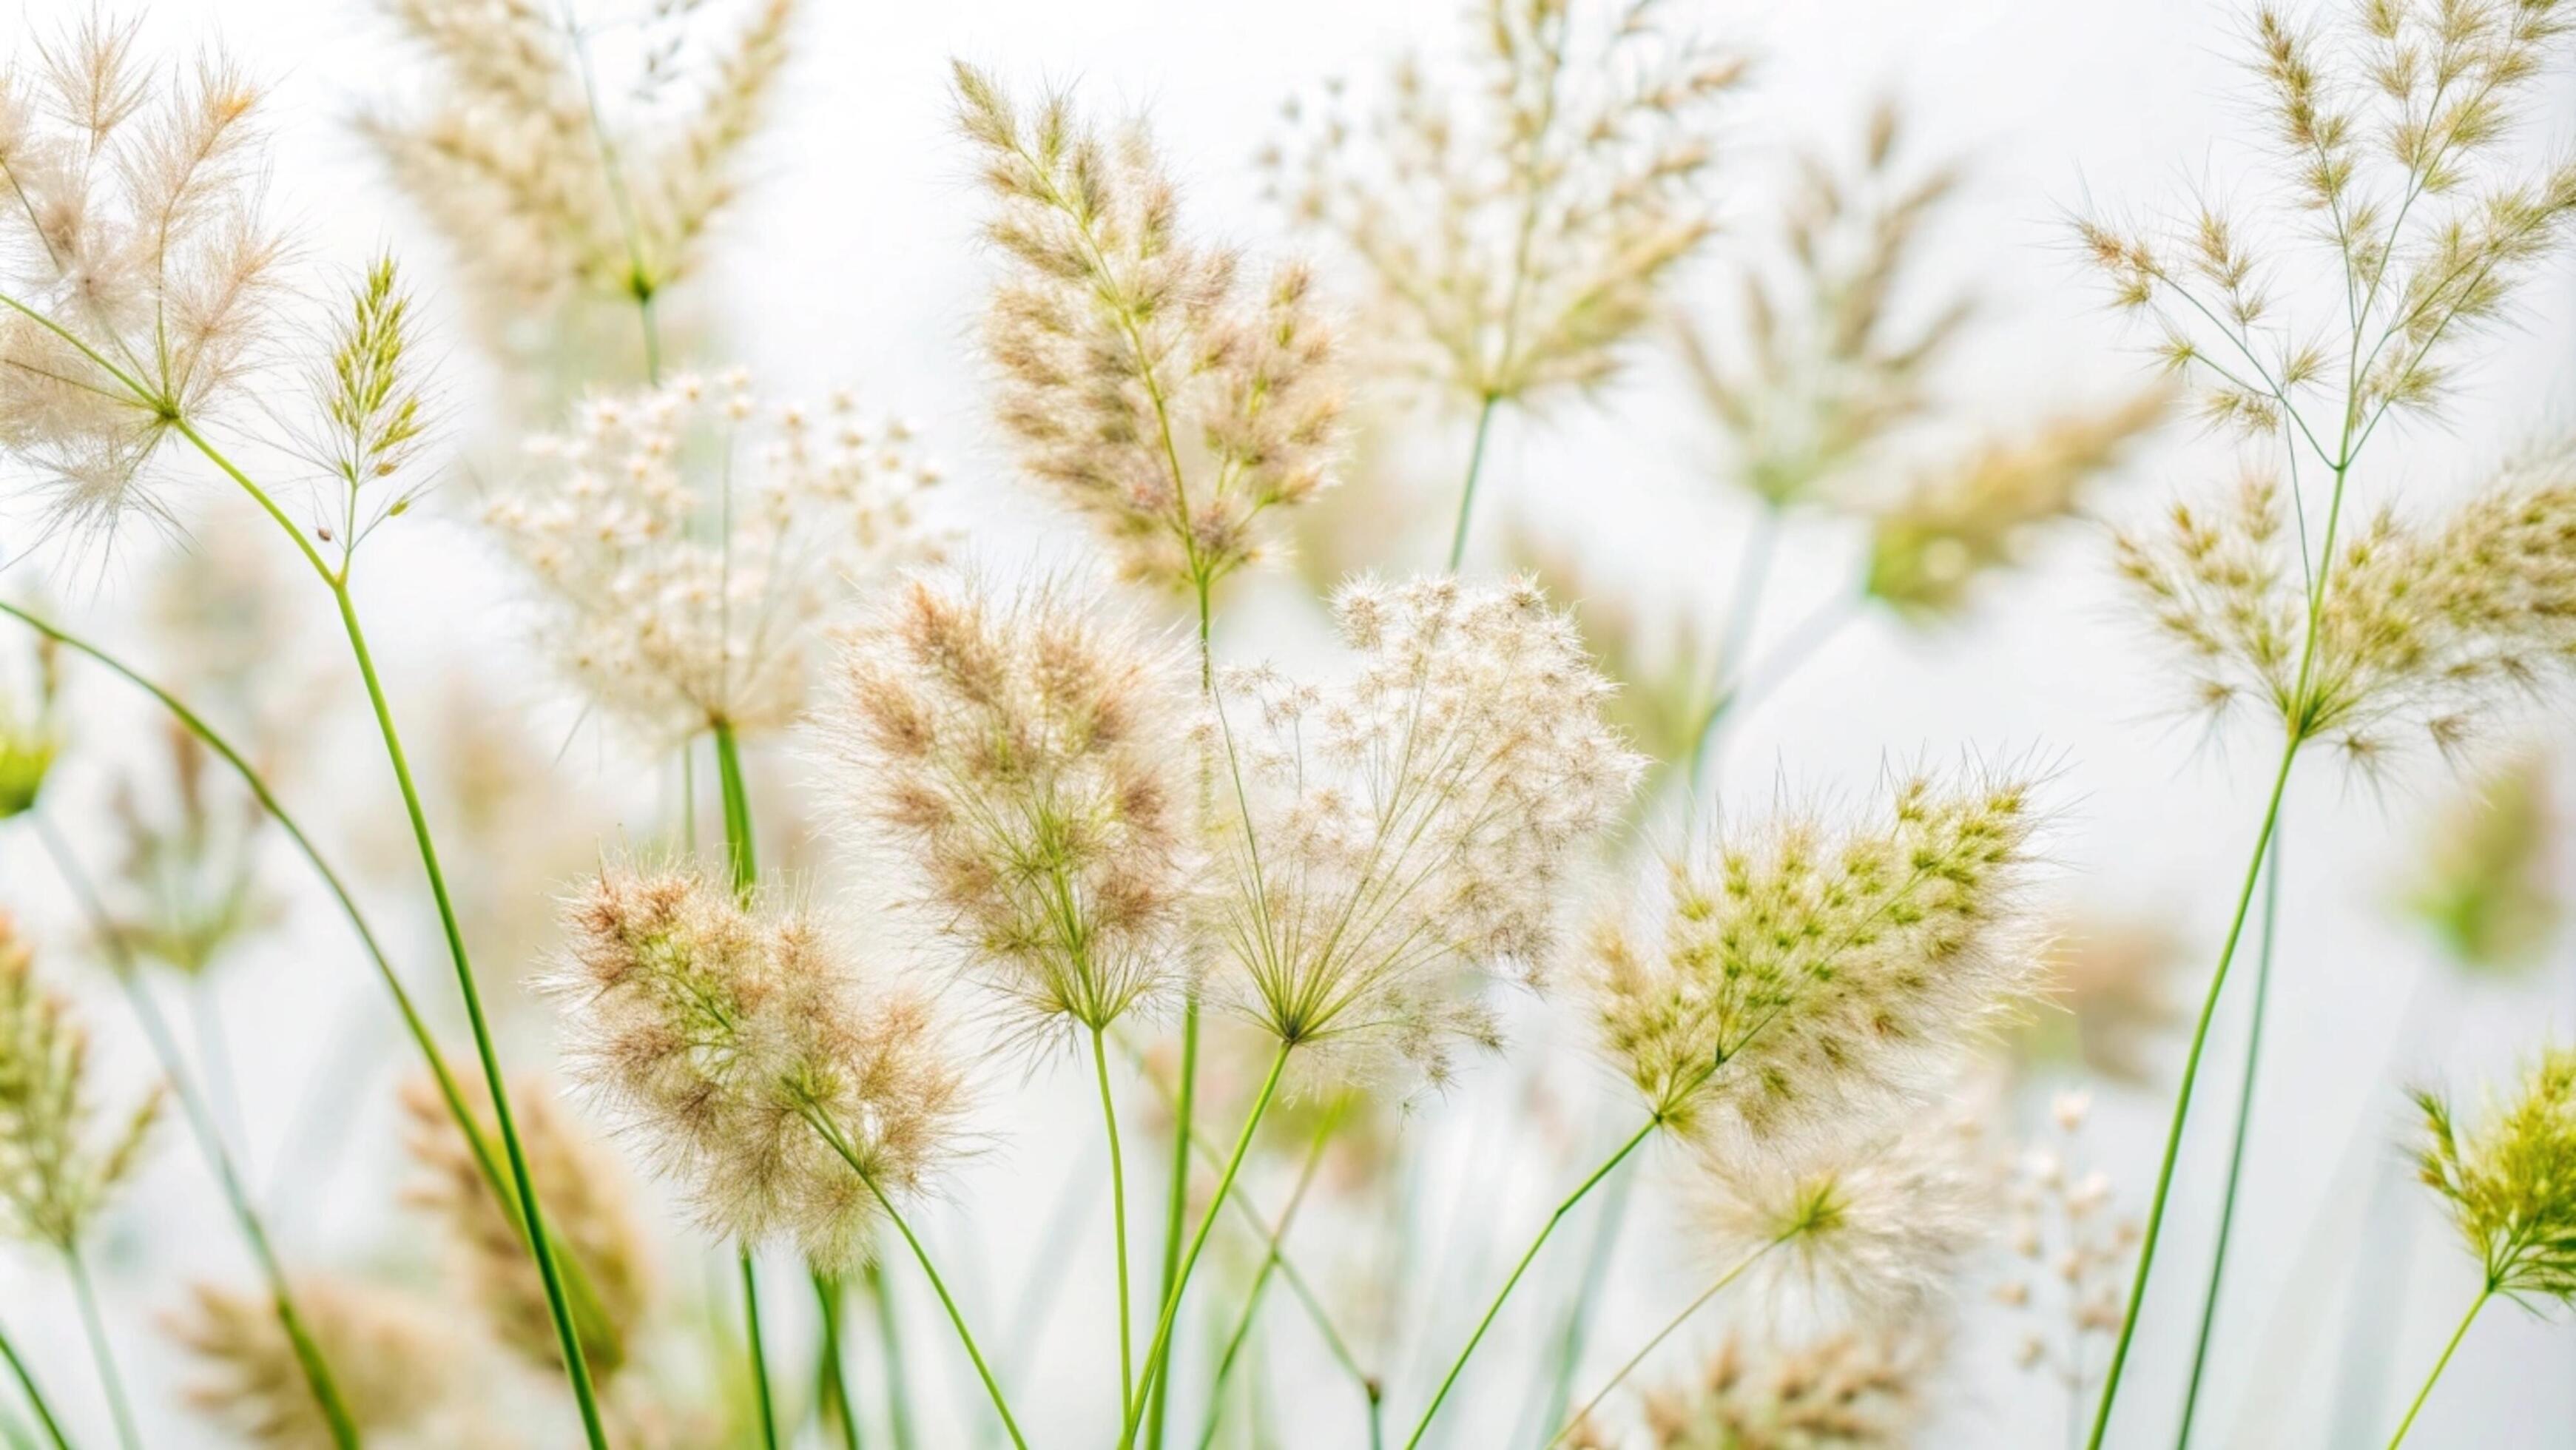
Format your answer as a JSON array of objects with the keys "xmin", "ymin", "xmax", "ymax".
[
  {"xmin": 0, "ymin": 16, "xmax": 285, "ymax": 536},
  {"xmin": 2413, "ymin": 1045, "xmax": 2576, "ymax": 1302},
  {"xmin": 482, "ymin": 371, "xmax": 943, "ymax": 744},
  {"xmin": 954, "ymin": 64, "xmax": 1343, "ymax": 593},
  {"xmin": 823, "ymin": 574, "xmax": 1197, "ymax": 1048},
  {"xmin": 1267, "ymin": 0, "xmax": 1744, "ymax": 408},
  {"xmin": 1586, "ymin": 769, "xmax": 2043, "ymax": 1140},
  {"xmin": 169, "ymin": 1276, "xmax": 461, "ymax": 1449},
  {"xmin": 1208, "ymin": 575, "xmax": 1642, "ymax": 1085},
  {"xmin": 0, "ymin": 914, "xmax": 161, "ymax": 1255},
  {"xmin": 2114, "ymin": 454, "xmax": 2576, "ymax": 765},
  {"xmin": 537, "ymin": 862, "xmax": 967, "ymax": 1268}
]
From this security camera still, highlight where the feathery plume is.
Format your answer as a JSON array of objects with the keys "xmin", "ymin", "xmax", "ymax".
[
  {"xmin": 169, "ymin": 1277, "xmax": 458, "ymax": 1449},
  {"xmin": 400, "ymin": 1071, "xmax": 653, "ymax": 1380},
  {"xmin": 0, "ymin": 17, "xmax": 286, "ymax": 536},
  {"xmin": 0, "ymin": 635, "xmax": 59, "ymax": 820},
  {"xmin": 301, "ymin": 254, "xmax": 432, "ymax": 562},
  {"xmin": 0, "ymin": 915, "xmax": 161, "ymax": 1255},
  {"xmin": 1586, "ymin": 768, "xmax": 2043, "ymax": 1141},
  {"xmin": 2114, "ymin": 450, "xmax": 2576, "ymax": 765},
  {"xmin": 1268, "ymin": 0, "xmax": 1744, "ymax": 406},
  {"xmin": 2403, "ymin": 747, "xmax": 2560, "ymax": 972},
  {"xmin": 1574, "ymin": 1325, "xmax": 1938, "ymax": 1450},
  {"xmin": 1210, "ymin": 574, "xmax": 1642, "ymax": 1086},
  {"xmin": 482, "ymin": 370, "xmax": 943, "ymax": 746},
  {"xmin": 955, "ymin": 64, "xmax": 1343, "ymax": 593},
  {"xmin": 823, "ymin": 574, "xmax": 1196, "ymax": 1047},
  {"xmin": 2413, "ymin": 1045, "xmax": 2576, "ymax": 1303},
  {"xmin": 537, "ymin": 862, "xmax": 967, "ymax": 1267}
]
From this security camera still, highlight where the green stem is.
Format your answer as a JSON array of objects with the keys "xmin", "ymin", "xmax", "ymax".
[
  {"xmin": 327, "ymin": 579, "xmax": 610, "ymax": 1449},
  {"xmin": 2386, "ymin": 1289, "xmax": 2487, "ymax": 1448},
  {"xmin": 741, "ymin": 1255, "xmax": 778, "ymax": 1450},
  {"xmin": 2085, "ymin": 732, "xmax": 2299, "ymax": 1449},
  {"xmin": 863, "ymin": 1260, "xmax": 915, "ymax": 1450},
  {"xmin": 1528, "ymin": 1159, "xmax": 1636, "ymax": 1443},
  {"xmin": 1093, "ymin": 1028, "xmax": 1137, "ymax": 1411},
  {"xmin": 712, "ymin": 721, "xmax": 757, "ymax": 898},
  {"xmin": 31, "ymin": 816, "xmax": 359, "ymax": 1449},
  {"xmin": 814, "ymin": 1273, "xmax": 862, "ymax": 1450},
  {"xmin": 1446, "ymin": 394, "xmax": 1503, "ymax": 572},
  {"xmin": 1196, "ymin": 1101, "xmax": 1342, "ymax": 1450},
  {"xmin": 1121, "ymin": 1044, "xmax": 1293, "ymax": 1450},
  {"xmin": 1403, "ymin": 1114, "xmax": 1659, "ymax": 1450},
  {"xmin": 1684, "ymin": 506, "xmax": 1781, "ymax": 797},
  {"xmin": 802, "ymin": 1106, "xmax": 1027, "ymax": 1450},
  {"xmin": 2177, "ymin": 822, "xmax": 2287, "ymax": 1447},
  {"xmin": 61, "ymin": 1252, "xmax": 137, "ymax": 1450},
  {"xmin": 0, "ymin": 1315, "xmax": 73, "ymax": 1450},
  {"xmin": 1150, "ymin": 577, "xmax": 1218, "ymax": 1450},
  {"xmin": 1547, "ymin": 1232, "xmax": 1782, "ymax": 1446},
  {"xmin": 0, "ymin": 602, "xmax": 622, "ymax": 1372}
]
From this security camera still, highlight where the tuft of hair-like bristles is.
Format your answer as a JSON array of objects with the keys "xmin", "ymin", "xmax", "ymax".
[
  {"xmin": 823, "ymin": 572, "xmax": 1197, "ymax": 1048},
  {"xmin": 2413, "ymin": 1043, "xmax": 2576, "ymax": 1304},
  {"xmin": 536, "ymin": 861, "xmax": 967, "ymax": 1268},
  {"xmin": 167, "ymin": 1276, "xmax": 459, "ymax": 1449},
  {"xmin": 1586, "ymin": 767, "xmax": 2045, "ymax": 1142},
  {"xmin": 1208, "ymin": 573, "xmax": 1643, "ymax": 1087}
]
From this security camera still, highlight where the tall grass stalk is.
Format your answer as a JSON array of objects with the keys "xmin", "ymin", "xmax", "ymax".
[
  {"xmin": 0, "ymin": 1316, "xmax": 73, "ymax": 1450},
  {"xmin": 1446, "ymin": 394, "xmax": 1502, "ymax": 570},
  {"xmin": 864, "ymin": 1258, "xmax": 916, "ymax": 1450},
  {"xmin": 812, "ymin": 1273, "xmax": 861, "ymax": 1450},
  {"xmin": 61, "ymin": 1248, "xmax": 138, "ymax": 1450},
  {"xmin": 2387, "ymin": 1289, "xmax": 2489, "ymax": 1448},
  {"xmin": 1093, "ymin": 1028, "xmax": 1137, "ymax": 1409},
  {"xmin": 1545, "ymin": 1229, "xmax": 1790, "ymax": 1446},
  {"xmin": 739, "ymin": 1255, "xmax": 778, "ymax": 1450},
  {"xmin": 709, "ymin": 721, "xmax": 786, "ymax": 1449},
  {"xmin": 1196, "ymin": 1101, "xmax": 1343, "ymax": 1450}
]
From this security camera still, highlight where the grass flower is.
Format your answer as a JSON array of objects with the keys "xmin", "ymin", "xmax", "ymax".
[
  {"xmin": 169, "ymin": 1277, "xmax": 459, "ymax": 1449},
  {"xmin": 2012, "ymin": 914, "xmax": 2188, "ymax": 1088},
  {"xmin": 955, "ymin": 64, "xmax": 1343, "ymax": 602},
  {"xmin": 0, "ymin": 914, "xmax": 161, "ymax": 1258},
  {"xmin": 0, "ymin": 636, "xmax": 58, "ymax": 820},
  {"xmin": 1572, "ymin": 1325, "xmax": 1935, "ymax": 1450},
  {"xmin": 1585, "ymin": 769, "xmax": 2043, "ymax": 1142},
  {"xmin": 483, "ymin": 371, "xmax": 943, "ymax": 746},
  {"xmin": 0, "ymin": 14, "xmax": 284, "ymax": 539},
  {"xmin": 98, "ymin": 722, "xmax": 278, "ymax": 977},
  {"xmin": 2402, "ymin": 747, "xmax": 2560, "ymax": 971},
  {"xmin": 2393, "ymin": 1046, "xmax": 2576, "ymax": 1443}
]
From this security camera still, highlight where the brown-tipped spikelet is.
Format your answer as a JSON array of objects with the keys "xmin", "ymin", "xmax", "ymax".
[
  {"xmin": 169, "ymin": 1277, "xmax": 459, "ymax": 1449},
  {"xmin": 0, "ymin": 17, "xmax": 285, "ymax": 536},
  {"xmin": 954, "ymin": 63, "xmax": 1343, "ymax": 593},
  {"xmin": 1210, "ymin": 575, "xmax": 1642, "ymax": 1086},
  {"xmin": 823, "ymin": 574, "xmax": 1196, "ymax": 1046},
  {"xmin": 1268, "ymin": 0, "xmax": 1744, "ymax": 407},
  {"xmin": 2115, "ymin": 451, "xmax": 2576, "ymax": 765},
  {"xmin": 2414, "ymin": 1045, "xmax": 2576, "ymax": 1303},
  {"xmin": 482, "ymin": 371, "xmax": 944, "ymax": 745},
  {"xmin": 400, "ymin": 1071, "xmax": 653, "ymax": 1380},
  {"xmin": 538, "ymin": 862, "xmax": 965, "ymax": 1268},
  {"xmin": 2404, "ymin": 748, "xmax": 2561, "ymax": 973},
  {"xmin": 1587, "ymin": 769, "xmax": 2043, "ymax": 1141},
  {"xmin": 1614, "ymin": 1325, "xmax": 1936, "ymax": 1450},
  {"xmin": 0, "ymin": 914, "xmax": 161, "ymax": 1255}
]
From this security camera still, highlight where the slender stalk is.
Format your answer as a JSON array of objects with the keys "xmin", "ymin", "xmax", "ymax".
[
  {"xmin": 1547, "ymin": 1232, "xmax": 1784, "ymax": 1447},
  {"xmin": 2385, "ymin": 1289, "xmax": 2487, "ymax": 1449},
  {"xmin": 0, "ymin": 603, "xmax": 622, "ymax": 1369},
  {"xmin": 1403, "ymin": 1114, "xmax": 1661, "ymax": 1449},
  {"xmin": 2177, "ymin": 823, "xmax": 2287, "ymax": 1447},
  {"xmin": 32, "ymin": 817, "xmax": 359, "ymax": 1449},
  {"xmin": 1528, "ymin": 1159, "xmax": 1636, "ymax": 1443},
  {"xmin": 712, "ymin": 721, "xmax": 758, "ymax": 897},
  {"xmin": 187, "ymin": 977, "xmax": 250, "ymax": 1172},
  {"xmin": 0, "ymin": 1315, "xmax": 73, "ymax": 1450},
  {"xmin": 1683, "ymin": 506, "xmax": 1782, "ymax": 796},
  {"xmin": 813, "ymin": 1273, "xmax": 863, "ymax": 1450},
  {"xmin": 61, "ymin": 1252, "xmax": 137, "ymax": 1450},
  {"xmin": 2085, "ymin": 733, "xmax": 2297, "ymax": 1448},
  {"xmin": 1093, "ymin": 1028, "xmax": 1138, "ymax": 1409},
  {"xmin": 1445, "ymin": 394, "xmax": 1503, "ymax": 572},
  {"xmin": 741, "ymin": 1255, "xmax": 778, "ymax": 1450},
  {"xmin": 801, "ymin": 1105, "xmax": 1028, "ymax": 1450},
  {"xmin": 1196, "ymin": 1102, "xmax": 1343, "ymax": 1450},
  {"xmin": 863, "ymin": 1258, "xmax": 916, "ymax": 1450},
  {"xmin": 1121, "ymin": 1044, "xmax": 1293, "ymax": 1450}
]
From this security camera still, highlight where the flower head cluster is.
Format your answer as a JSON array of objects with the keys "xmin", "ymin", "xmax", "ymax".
[
  {"xmin": 823, "ymin": 575, "xmax": 1196, "ymax": 1048},
  {"xmin": 1995, "ymin": 1093, "xmax": 2139, "ymax": 1395},
  {"xmin": 364, "ymin": 0, "xmax": 795, "ymax": 331},
  {"xmin": 2078, "ymin": 0, "xmax": 2576, "ymax": 438},
  {"xmin": 483, "ymin": 371, "xmax": 943, "ymax": 744},
  {"xmin": 1587, "ymin": 769, "xmax": 2043, "ymax": 1141},
  {"xmin": 956, "ymin": 65, "xmax": 1343, "ymax": 593},
  {"xmin": 0, "ymin": 634, "xmax": 58, "ymax": 820},
  {"xmin": 1210, "ymin": 575, "xmax": 1642, "ymax": 1085},
  {"xmin": 0, "ymin": 914, "xmax": 161, "ymax": 1254},
  {"xmin": 0, "ymin": 16, "xmax": 284, "ymax": 536},
  {"xmin": 2012, "ymin": 914, "xmax": 2187, "ymax": 1088},
  {"xmin": 1574, "ymin": 1326, "xmax": 1935, "ymax": 1450},
  {"xmin": 2404, "ymin": 748, "xmax": 2560, "ymax": 973},
  {"xmin": 98, "ymin": 724, "xmax": 278, "ymax": 978},
  {"xmin": 169, "ymin": 1276, "xmax": 459, "ymax": 1449},
  {"xmin": 2114, "ymin": 457, "xmax": 2576, "ymax": 764},
  {"xmin": 2413, "ymin": 1045, "xmax": 2576, "ymax": 1301},
  {"xmin": 539, "ymin": 863, "xmax": 966, "ymax": 1267},
  {"xmin": 1267, "ymin": 0, "xmax": 1744, "ymax": 406}
]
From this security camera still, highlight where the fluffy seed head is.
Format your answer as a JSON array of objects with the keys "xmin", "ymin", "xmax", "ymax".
[
  {"xmin": 1579, "ymin": 1324, "xmax": 1937, "ymax": 1450},
  {"xmin": 956, "ymin": 64, "xmax": 1343, "ymax": 592},
  {"xmin": 537, "ymin": 862, "xmax": 967, "ymax": 1267},
  {"xmin": 823, "ymin": 573, "xmax": 1196, "ymax": 1047},
  {"xmin": 1586, "ymin": 768, "xmax": 2043, "ymax": 1142},
  {"xmin": 483, "ymin": 371, "xmax": 944, "ymax": 745},
  {"xmin": 168, "ymin": 1277, "xmax": 459, "ymax": 1448},
  {"xmin": 0, "ymin": 914, "xmax": 161, "ymax": 1254},
  {"xmin": 1209, "ymin": 574, "xmax": 1642, "ymax": 1086},
  {"xmin": 2414, "ymin": 1044, "xmax": 2576, "ymax": 1302},
  {"xmin": 2404, "ymin": 748, "xmax": 2560, "ymax": 973}
]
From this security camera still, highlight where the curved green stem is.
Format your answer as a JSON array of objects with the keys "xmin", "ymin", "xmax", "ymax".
[
  {"xmin": 1547, "ymin": 1232, "xmax": 1783, "ymax": 1446},
  {"xmin": 1196, "ymin": 1100, "xmax": 1343, "ymax": 1450},
  {"xmin": 812, "ymin": 1273, "xmax": 861, "ymax": 1450},
  {"xmin": 1403, "ymin": 1114, "xmax": 1661, "ymax": 1449},
  {"xmin": 0, "ymin": 1314, "xmax": 74, "ymax": 1450},
  {"xmin": 2386, "ymin": 1289, "xmax": 2486, "ymax": 1448},
  {"xmin": 741, "ymin": 1255, "xmax": 778, "ymax": 1450},
  {"xmin": 61, "ymin": 1251, "xmax": 137, "ymax": 1450},
  {"xmin": 1529, "ymin": 1156, "xmax": 1636, "ymax": 1443},
  {"xmin": 1121, "ymin": 1044, "xmax": 1292, "ymax": 1450},
  {"xmin": 1093, "ymin": 1028, "xmax": 1137, "ymax": 1410},
  {"xmin": 2177, "ymin": 823, "xmax": 2287, "ymax": 1447},
  {"xmin": 864, "ymin": 1259, "xmax": 916, "ymax": 1450},
  {"xmin": 1446, "ymin": 394, "xmax": 1503, "ymax": 572},
  {"xmin": 32, "ymin": 815, "xmax": 358, "ymax": 1449}
]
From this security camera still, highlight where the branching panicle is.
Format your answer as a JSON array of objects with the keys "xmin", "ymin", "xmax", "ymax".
[
  {"xmin": 2414, "ymin": 1045, "xmax": 2576, "ymax": 1302},
  {"xmin": 0, "ymin": 915, "xmax": 162, "ymax": 1255}
]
